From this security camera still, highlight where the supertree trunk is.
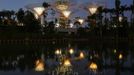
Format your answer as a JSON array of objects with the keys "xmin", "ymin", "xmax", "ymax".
[
  {"xmin": 115, "ymin": 0, "xmax": 121, "ymax": 47},
  {"xmin": 115, "ymin": 0, "xmax": 121, "ymax": 24},
  {"xmin": 131, "ymin": 0, "xmax": 134, "ymax": 16},
  {"xmin": 131, "ymin": 0, "xmax": 134, "ymax": 26}
]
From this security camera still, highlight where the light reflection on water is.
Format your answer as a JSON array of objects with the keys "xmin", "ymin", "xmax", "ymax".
[{"xmin": 0, "ymin": 43, "xmax": 133, "ymax": 75}]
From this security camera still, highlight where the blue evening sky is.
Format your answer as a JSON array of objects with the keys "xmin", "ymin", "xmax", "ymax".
[{"xmin": 0, "ymin": 0, "xmax": 132, "ymax": 11}]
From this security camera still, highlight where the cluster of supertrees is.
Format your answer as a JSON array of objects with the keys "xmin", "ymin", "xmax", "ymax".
[
  {"xmin": 0, "ymin": 0, "xmax": 134, "ymax": 37},
  {"xmin": 84, "ymin": 0, "xmax": 134, "ymax": 37},
  {"xmin": 0, "ymin": 2, "xmax": 50, "ymax": 33}
]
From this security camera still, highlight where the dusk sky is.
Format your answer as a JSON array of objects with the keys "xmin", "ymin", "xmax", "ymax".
[{"xmin": 0, "ymin": 0, "xmax": 133, "ymax": 11}]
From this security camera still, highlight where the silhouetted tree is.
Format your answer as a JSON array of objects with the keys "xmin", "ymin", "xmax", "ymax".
[
  {"xmin": 46, "ymin": 21, "xmax": 55, "ymax": 34},
  {"xmin": 42, "ymin": 2, "xmax": 50, "ymax": 8},
  {"xmin": 115, "ymin": 0, "xmax": 121, "ymax": 23},
  {"xmin": 16, "ymin": 8, "xmax": 25, "ymax": 24},
  {"xmin": 0, "ymin": 17, "xmax": 2, "ymax": 25},
  {"xmin": 74, "ymin": 21, "xmax": 81, "ymax": 28},
  {"xmin": 23, "ymin": 11, "xmax": 40, "ymax": 32},
  {"xmin": 42, "ymin": 2, "xmax": 50, "ymax": 27}
]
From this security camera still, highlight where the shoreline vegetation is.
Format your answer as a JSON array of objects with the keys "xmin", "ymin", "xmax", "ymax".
[
  {"xmin": 0, "ymin": 34, "xmax": 131, "ymax": 44},
  {"xmin": 0, "ymin": 25, "xmax": 132, "ymax": 44}
]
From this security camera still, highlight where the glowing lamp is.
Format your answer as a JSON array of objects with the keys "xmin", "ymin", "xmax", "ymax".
[
  {"xmin": 62, "ymin": 10, "xmax": 71, "ymax": 18},
  {"xmin": 78, "ymin": 19, "xmax": 84, "ymax": 24},
  {"xmin": 55, "ymin": 49, "xmax": 61, "ymax": 55},
  {"xmin": 89, "ymin": 62, "xmax": 98, "ymax": 71},
  {"xmin": 69, "ymin": 48, "xmax": 74, "ymax": 54},
  {"xmin": 33, "ymin": 7, "xmax": 45, "ymax": 16},
  {"xmin": 35, "ymin": 60, "xmax": 44, "ymax": 71},
  {"xmin": 119, "ymin": 53, "xmax": 123, "ymax": 60},
  {"xmin": 79, "ymin": 52, "xmax": 85, "ymax": 59},
  {"xmin": 63, "ymin": 59, "xmax": 71, "ymax": 67},
  {"xmin": 88, "ymin": 7, "xmax": 97, "ymax": 15}
]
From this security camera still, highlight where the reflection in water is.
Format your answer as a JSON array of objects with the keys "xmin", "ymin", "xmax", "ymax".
[
  {"xmin": 89, "ymin": 62, "xmax": 98, "ymax": 71},
  {"xmin": 0, "ymin": 43, "xmax": 133, "ymax": 75},
  {"xmin": 35, "ymin": 59, "xmax": 44, "ymax": 71},
  {"xmin": 55, "ymin": 49, "xmax": 62, "ymax": 55},
  {"xmin": 119, "ymin": 53, "xmax": 123, "ymax": 60},
  {"xmin": 114, "ymin": 49, "xmax": 117, "ymax": 53},
  {"xmin": 79, "ymin": 51, "xmax": 85, "ymax": 59},
  {"xmin": 69, "ymin": 48, "xmax": 74, "ymax": 55},
  {"xmin": 63, "ymin": 59, "xmax": 71, "ymax": 67}
]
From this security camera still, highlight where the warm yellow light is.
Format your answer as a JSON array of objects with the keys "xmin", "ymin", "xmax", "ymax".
[
  {"xmin": 35, "ymin": 59, "xmax": 44, "ymax": 71},
  {"xmin": 89, "ymin": 62, "xmax": 97, "ymax": 71},
  {"xmin": 62, "ymin": 10, "xmax": 71, "ymax": 18},
  {"xmin": 88, "ymin": 7, "xmax": 97, "ymax": 15},
  {"xmin": 78, "ymin": 19, "xmax": 84, "ymax": 24},
  {"xmin": 34, "ymin": 7, "xmax": 45, "ymax": 16},
  {"xmin": 55, "ymin": 49, "xmax": 61, "ymax": 55},
  {"xmin": 79, "ymin": 52, "xmax": 85, "ymax": 59},
  {"xmin": 119, "ymin": 53, "xmax": 123, "ymax": 59},
  {"xmin": 69, "ymin": 48, "xmax": 74, "ymax": 54},
  {"xmin": 63, "ymin": 59, "xmax": 71, "ymax": 67}
]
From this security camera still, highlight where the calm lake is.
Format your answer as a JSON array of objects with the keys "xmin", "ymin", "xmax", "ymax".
[{"xmin": 0, "ymin": 42, "xmax": 133, "ymax": 75}]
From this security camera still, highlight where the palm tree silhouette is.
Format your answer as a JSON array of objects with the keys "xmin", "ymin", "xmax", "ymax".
[{"xmin": 42, "ymin": 2, "xmax": 50, "ymax": 8}]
